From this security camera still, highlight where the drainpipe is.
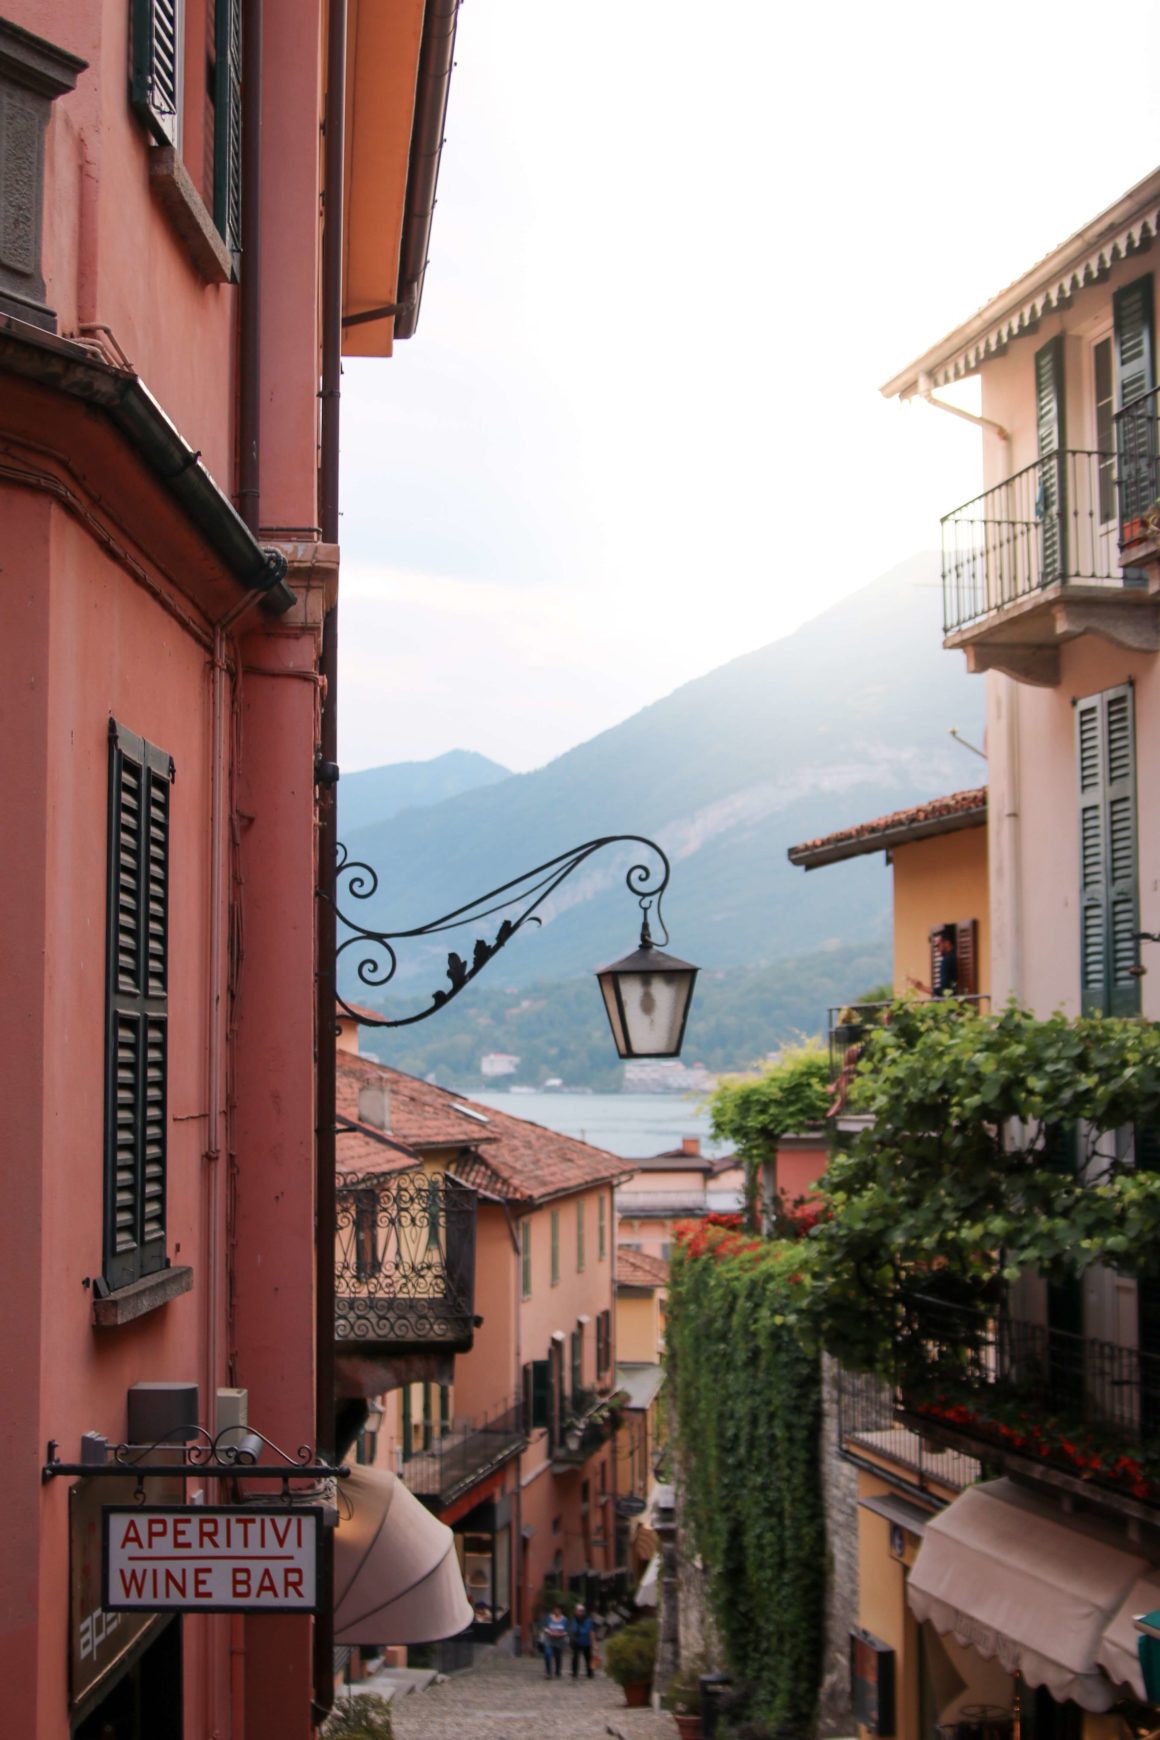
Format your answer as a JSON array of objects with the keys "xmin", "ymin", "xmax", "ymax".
[
  {"xmin": 314, "ymin": 0, "xmax": 346, "ymax": 1722},
  {"xmin": 1001, "ymin": 675, "xmax": 1023, "ymax": 1002},
  {"xmin": 917, "ymin": 371, "xmax": 1009, "ymax": 444},
  {"xmin": 238, "ymin": 0, "xmax": 263, "ymax": 532}
]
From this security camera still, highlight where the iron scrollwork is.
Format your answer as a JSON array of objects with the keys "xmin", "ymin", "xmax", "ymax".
[
  {"xmin": 332, "ymin": 834, "xmax": 672, "ymax": 1028},
  {"xmin": 335, "ymin": 1169, "xmax": 477, "ymax": 1350}
]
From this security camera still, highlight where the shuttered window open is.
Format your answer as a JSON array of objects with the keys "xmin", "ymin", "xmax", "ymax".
[
  {"xmin": 1114, "ymin": 276, "xmax": 1155, "ymax": 558},
  {"xmin": 1035, "ymin": 336, "xmax": 1067, "ymax": 583},
  {"xmin": 213, "ymin": 0, "xmax": 242, "ymax": 261},
  {"xmin": 1077, "ymin": 685, "xmax": 1139, "ymax": 1017},
  {"xmin": 131, "ymin": 0, "xmax": 181, "ymax": 144},
  {"xmin": 104, "ymin": 720, "xmax": 174, "ymax": 1291}
]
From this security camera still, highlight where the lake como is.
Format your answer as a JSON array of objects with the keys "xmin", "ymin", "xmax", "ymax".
[{"xmin": 466, "ymin": 1089, "xmax": 726, "ymax": 1159}]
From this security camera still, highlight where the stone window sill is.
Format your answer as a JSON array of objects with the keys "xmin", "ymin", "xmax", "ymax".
[
  {"xmin": 93, "ymin": 1264, "xmax": 194, "ymax": 1328},
  {"xmin": 148, "ymin": 147, "xmax": 232, "ymax": 285}
]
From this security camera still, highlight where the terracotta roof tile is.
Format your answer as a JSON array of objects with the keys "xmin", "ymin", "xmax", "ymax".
[
  {"xmin": 787, "ymin": 787, "xmax": 986, "ymax": 870},
  {"xmin": 336, "ymin": 1052, "xmax": 634, "ymax": 1203},
  {"xmin": 617, "ymin": 1247, "xmax": 669, "ymax": 1288}
]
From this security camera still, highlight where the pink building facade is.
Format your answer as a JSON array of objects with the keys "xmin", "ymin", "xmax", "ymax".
[{"xmin": 0, "ymin": 3, "xmax": 456, "ymax": 1734}]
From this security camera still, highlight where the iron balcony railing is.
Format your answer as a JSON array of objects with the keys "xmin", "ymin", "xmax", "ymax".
[
  {"xmin": 1115, "ymin": 385, "xmax": 1160, "ymax": 545},
  {"xmin": 941, "ymin": 449, "xmax": 1122, "ymax": 634},
  {"xmin": 335, "ymin": 1169, "xmax": 477, "ymax": 1352},
  {"xmin": 402, "ymin": 1398, "xmax": 526, "ymax": 1511},
  {"xmin": 897, "ymin": 1293, "xmax": 1160, "ymax": 1505},
  {"xmin": 827, "ymin": 996, "xmax": 988, "ymax": 1087},
  {"xmin": 836, "ymin": 1365, "xmax": 978, "ymax": 1494}
]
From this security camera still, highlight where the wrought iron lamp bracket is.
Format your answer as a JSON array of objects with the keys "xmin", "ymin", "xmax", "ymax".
[
  {"xmin": 43, "ymin": 1424, "xmax": 349, "ymax": 1501},
  {"xmin": 330, "ymin": 833, "xmax": 672, "ymax": 1029}
]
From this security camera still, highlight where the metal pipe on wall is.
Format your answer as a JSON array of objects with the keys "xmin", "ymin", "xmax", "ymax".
[
  {"xmin": 238, "ymin": 0, "xmax": 264, "ymax": 533},
  {"xmin": 314, "ymin": 0, "xmax": 347, "ymax": 1719}
]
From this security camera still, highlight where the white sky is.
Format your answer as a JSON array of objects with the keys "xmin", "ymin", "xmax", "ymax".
[{"xmin": 338, "ymin": 0, "xmax": 1160, "ymax": 775}]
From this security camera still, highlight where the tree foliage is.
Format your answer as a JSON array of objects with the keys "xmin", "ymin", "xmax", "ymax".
[
  {"xmin": 668, "ymin": 1227, "xmax": 824, "ymax": 1736},
  {"xmin": 708, "ymin": 1046, "xmax": 831, "ymax": 1227},
  {"xmin": 804, "ymin": 999, "xmax": 1160, "ymax": 1372}
]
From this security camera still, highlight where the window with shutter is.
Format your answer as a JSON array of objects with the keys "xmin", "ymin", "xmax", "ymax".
[
  {"xmin": 1076, "ymin": 685, "xmax": 1140, "ymax": 1017},
  {"xmin": 132, "ymin": 0, "xmax": 182, "ymax": 144},
  {"xmin": 1034, "ymin": 337, "xmax": 1067, "ymax": 584},
  {"xmin": 520, "ymin": 1219, "xmax": 532, "ymax": 1299},
  {"xmin": 525, "ymin": 1359, "xmax": 550, "ymax": 1431},
  {"xmin": 1114, "ymin": 275, "xmax": 1156, "ymax": 535},
  {"xmin": 104, "ymin": 720, "xmax": 174, "ymax": 1292},
  {"xmin": 213, "ymin": 0, "xmax": 242, "ymax": 259},
  {"xmin": 576, "ymin": 1199, "xmax": 585, "ymax": 1272},
  {"xmin": 954, "ymin": 920, "xmax": 979, "ymax": 996},
  {"xmin": 550, "ymin": 1209, "xmax": 559, "ymax": 1286},
  {"xmin": 571, "ymin": 1327, "xmax": 582, "ymax": 1397}
]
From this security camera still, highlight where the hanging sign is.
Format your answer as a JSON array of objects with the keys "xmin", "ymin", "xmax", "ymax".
[{"xmin": 103, "ymin": 1506, "xmax": 321, "ymax": 1613}]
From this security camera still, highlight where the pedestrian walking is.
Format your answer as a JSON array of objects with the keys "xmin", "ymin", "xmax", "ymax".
[
  {"xmin": 542, "ymin": 1604, "xmax": 568, "ymax": 1677},
  {"xmin": 570, "ymin": 1602, "xmax": 596, "ymax": 1679}
]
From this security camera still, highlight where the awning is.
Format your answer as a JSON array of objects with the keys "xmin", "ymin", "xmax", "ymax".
[
  {"xmin": 1096, "ymin": 1575, "xmax": 1160, "ymax": 1701},
  {"xmin": 334, "ymin": 1464, "xmax": 473, "ymax": 1645},
  {"xmin": 907, "ymin": 1479, "xmax": 1149, "ymax": 1712},
  {"xmin": 635, "ymin": 1553, "xmax": 659, "ymax": 1608}
]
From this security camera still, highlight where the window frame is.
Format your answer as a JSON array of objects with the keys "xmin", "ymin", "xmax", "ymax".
[
  {"xmin": 550, "ymin": 1208, "xmax": 560, "ymax": 1286},
  {"xmin": 520, "ymin": 1218, "xmax": 532, "ymax": 1299}
]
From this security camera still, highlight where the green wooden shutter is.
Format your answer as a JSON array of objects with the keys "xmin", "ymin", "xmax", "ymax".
[
  {"xmin": 131, "ymin": 0, "xmax": 181, "ymax": 145},
  {"xmin": 1077, "ymin": 686, "xmax": 1139, "ymax": 1017},
  {"xmin": 577, "ymin": 1199, "xmax": 585, "ymax": 1272},
  {"xmin": 571, "ymin": 1328, "xmax": 582, "ymax": 1398},
  {"xmin": 550, "ymin": 1209, "xmax": 559, "ymax": 1285},
  {"xmin": 1114, "ymin": 274, "xmax": 1156, "ymax": 531},
  {"xmin": 105, "ymin": 721, "xmax": 173, "ymax": 1290},
  {"xmin": 213, "ymin": 0, "xmax": 243, "ymax": 262},
  {"xmin": 1035, "ymin": 336, "xmax": 1067, "ymax": 584},
  {"xmin": 955, "ymin": 919, "xmax": 979, "ymax": 997}
]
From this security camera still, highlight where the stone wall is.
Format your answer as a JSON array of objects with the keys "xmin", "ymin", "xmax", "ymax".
[{"xmin": 819, "ymin": 1355, "xmax": 859, "ymax": 1736}]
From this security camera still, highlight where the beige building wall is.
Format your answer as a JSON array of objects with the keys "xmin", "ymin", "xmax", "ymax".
[
  {"xmin": 891, "ymin": 828, "xmax": 990, "ymax": 998},
  {"xmin": 616, "ymin": 1289, "xmax": 663, "ymax": 1363}
]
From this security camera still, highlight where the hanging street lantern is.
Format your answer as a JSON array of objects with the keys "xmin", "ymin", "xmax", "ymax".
[
  {"xmin": 596, "ymin": 914, "xmax": 698, "ymax": 1060},
  {"xmin": 332, "ymin": 834, "xmax": 698, "ymax": 1061}
]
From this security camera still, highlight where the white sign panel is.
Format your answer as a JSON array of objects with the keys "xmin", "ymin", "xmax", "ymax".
[{"xmin": 103, "ymin": 1507, "xmax": 321, "ymax": 1613}]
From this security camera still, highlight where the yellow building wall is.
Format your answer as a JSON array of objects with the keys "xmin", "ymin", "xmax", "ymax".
[
  {"xmin": 891, "ymin": 827, "xmax": 989, "ymax": 1000},
  {"xmin": 616, "ymin": 1289, "xmax": 662, "ymax": 1363}
]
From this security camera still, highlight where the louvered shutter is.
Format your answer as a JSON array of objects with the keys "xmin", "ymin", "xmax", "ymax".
[
  {"xmin": 1114, "ymin": 275, "xmax": 1156, "ymax": 533},
  {"xmin": 213, "ymin": 0, "xmax": 243, "ymax": 263},
  {"xmin": 1035, "ymin": 337, "xmax": 1067, "ymax": 584},
  {"xmin": 1077, "ymin": 687, "xmax": 1139, "ymax": 1017},
  {"xmin": 954, "ymin": 920, "xmax": 979, "ymax": 996},
  {"xmin": 529, "ymin": 1359, "xmax": 550, "ymax": 1430},
  {"xmin": 104, "ymin": 721, "xmax": 173, "ymax": 1290},
  {"xmin": 131, "ymin": 0, "xmax": 181, "ymax": 145}
]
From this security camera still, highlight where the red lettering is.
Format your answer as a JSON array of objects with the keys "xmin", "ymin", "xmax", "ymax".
[
  {"xmin": 284, "ymin": 1569, "xmax": 304, "ymax": 1600},
  {"xmin": 118, "ymin": 1568, "xmax": 148, "ymax": 1600},
  {"xmin": 147, "ymin": 1518, "xmax": 168, "ymax": 1547},
  {"xmin": 120, "ymin": 1519, "xmax": 144, "ymax": 1549},
  {"xmin": 232, "ymin": 1568, "xmax": 251, "ymax": 1599},
  {"xmin": 172, "ymin": 1517, "xmax": 191, "ymax": 1549},
  {"xmin": 163, "ymin": 1569, "xmax": 187, "ymax": 1598},
  {"xmin": 255, "ymin": 1568, "xmax": 278, "ymax": 1599},
  {"xmin": 270, "ymin": 1517, "xmax": 292, "ymax": 1549},
  {"xmin": 194, "ymin": 1568, "xmax": 212, "ymax": 1600},
  {"xmin": 235, "ymin": 1517, "xmax": 254, "ymax": 1546},
  {"xmin": 198, "ymin": 1517, "xmax": 220, "ymax": 1550}
]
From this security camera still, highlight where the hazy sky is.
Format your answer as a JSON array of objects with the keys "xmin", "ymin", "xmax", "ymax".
[{"xmin": 338, "ymin": 0, "xmax": 1160, "ymax": 776}]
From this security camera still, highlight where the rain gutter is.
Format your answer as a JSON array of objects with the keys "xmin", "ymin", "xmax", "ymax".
[{"xmin": 392, "ymin": 0, "xmax": 460, "ymax": 341}]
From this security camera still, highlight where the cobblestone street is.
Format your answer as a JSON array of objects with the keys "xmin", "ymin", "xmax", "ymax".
[{"xmin": 386, "ymin": 1650, "xmax": 678, "ymax": 1740}]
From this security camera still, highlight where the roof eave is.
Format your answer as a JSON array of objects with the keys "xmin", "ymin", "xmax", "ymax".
[{"xmin": 788, "ymin": 804, "xmax": 986, "ymax": 871}]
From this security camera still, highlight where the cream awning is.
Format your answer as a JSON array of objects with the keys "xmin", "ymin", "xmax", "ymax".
[
  {"xmin": 334, "ymin": 1464, "xmax": 473, "ymax": 1645},
  {"xmin": 907, "ymin": 1479, "xmax": 1149, "ymax": 1712},
  {"xmin": 1096, "ymin": 1575, "xmax": 1160, "ymax": 1701}
]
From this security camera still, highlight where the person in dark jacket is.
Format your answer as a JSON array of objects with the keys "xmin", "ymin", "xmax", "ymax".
[{"xmin": 570, "ymin": 1603, "xmax": 595, "ymax": 1679}]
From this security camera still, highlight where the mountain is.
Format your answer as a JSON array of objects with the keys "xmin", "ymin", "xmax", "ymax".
[
  {"xmin": 339, "ymin": 749, "xmax": 511, "ymax": 835},
  {"xmin": 337, "ymin": 554, "xmax": 985, "ymax": 1022}
]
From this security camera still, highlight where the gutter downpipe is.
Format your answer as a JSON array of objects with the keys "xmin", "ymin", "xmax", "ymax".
[
  {"xmin": 315, "ymin": 0, "xmax": 346, "ymax": 1721},
  {"xmin": 917, "ymin": 372, "xmax": 1009, "ymax": 444},
  {"xmin": 238, "ymin": 0, "xmax": 263, "ymax": 534},
  {"xmin": 391, "ymin": 0, "xmax": 460, "ymax": 342}
]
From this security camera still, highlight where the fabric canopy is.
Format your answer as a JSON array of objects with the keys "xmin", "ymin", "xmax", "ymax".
[
  {"xmin": 334, "ymin": 1464, "xmax": 473, "ymax": 1645},
  {"xmin": 907, "ymin": 1478, "xmax": 1149, "ymax": 1712},
  {"xmin": 1096, "ymin": 1575, "xmax": 1160, "ymax": 1701}
]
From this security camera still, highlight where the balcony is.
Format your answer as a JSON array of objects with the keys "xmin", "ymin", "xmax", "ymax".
[
  {"xmin": 836, "ymin": 1365, "xmax": 978, "ymax": 1494},
  {"xmin": 941, "ymin": 447, "xmax": 1160, "ymax": 684},
  {"xmin": 335, "ymin": 1169, "xmax": 477, "ymax": 1356},
  {"xmin": 896, "ymin": 1293, "xmax": 1160, "ymax": 1513},
  {"xmin": 1116, "ymin": 385, "xmax": 1160, "ymax": 566},
  {"xmin": 402, "ymin": 1399, "xmax": 526, "ymax": 1512},
  {"xmin": 551, "ymin": 1386, "xmax": 623, "ymax": 1471}
]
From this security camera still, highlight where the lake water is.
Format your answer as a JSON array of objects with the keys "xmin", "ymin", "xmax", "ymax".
[{"xmin": 466, "ymin": 1089, "xmax": 726, "ymax": 1160}]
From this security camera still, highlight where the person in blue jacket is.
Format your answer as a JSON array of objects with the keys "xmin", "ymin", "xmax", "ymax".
[{"xmin": 570, "ymin": 1603, "xmax": 595, "ymax": 1679}]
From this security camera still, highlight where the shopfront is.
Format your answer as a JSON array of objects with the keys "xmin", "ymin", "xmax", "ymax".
[{"xmin": 453, "ymin": 1494, "xmax": 513, "ymax": 1641}]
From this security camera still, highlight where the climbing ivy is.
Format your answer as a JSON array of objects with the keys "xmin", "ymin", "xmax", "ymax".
[
  {"xmin": 708, "ymin": 1045, "xmax": 831, "ymax": 1229},
  {"xmin": 668, "ymin": 1225, "xmax": 824, "ymax": 1736}
]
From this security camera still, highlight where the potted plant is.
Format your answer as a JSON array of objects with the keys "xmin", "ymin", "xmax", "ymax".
[
  {"xmin": 603, "ymin": 1617, "xmax": 658, "ymax": 1707},
  {"xmin": 663, "ymin": 1659, "xmax": 707, "ymax": 1738}
]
